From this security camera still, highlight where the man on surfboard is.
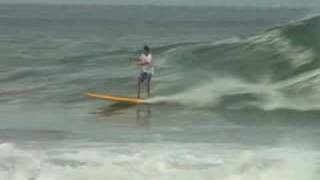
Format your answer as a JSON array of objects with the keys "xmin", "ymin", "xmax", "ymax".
[{"xmin": 136, "ymin": 45, "xmax": 154, "ymax": 98}]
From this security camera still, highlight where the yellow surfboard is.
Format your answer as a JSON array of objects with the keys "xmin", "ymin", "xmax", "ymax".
[{"xmin": 84, "ymin": 92, "xmax": 145, "ymax": 104}]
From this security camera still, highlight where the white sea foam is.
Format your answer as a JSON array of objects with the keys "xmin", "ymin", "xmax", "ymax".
[
  {"xmin": 148, "ymin": 70, "xmax": 320, "ymax": 111},
  {"xmin": 0, "ymin": 142, "xmax": 318, "ymax": 180}
]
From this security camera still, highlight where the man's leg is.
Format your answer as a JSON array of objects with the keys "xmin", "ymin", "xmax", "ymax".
[
  {"xmin": 137, "ymin": 73, "xmax": 142, "ymax": 98},
  {"xmin": 137, "ymin": 81, "xmax": 141, "ymax": 98},
  {"xmin": 137, "ymin": 73, "xmax": 146, "ymax": 98},
  {"xmin": 147, "ymin": 74, "xmax": 152, "ymax": 97}
]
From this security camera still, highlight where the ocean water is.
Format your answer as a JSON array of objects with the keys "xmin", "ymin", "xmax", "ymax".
[{"xmin": 0, "ymin": 4, "xmax": 320, "ymax": 179}]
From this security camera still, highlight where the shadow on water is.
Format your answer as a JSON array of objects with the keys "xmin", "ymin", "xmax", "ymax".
[{"xmin": 89, "ymin": 102, "xmax": 152, "ymax": 127}]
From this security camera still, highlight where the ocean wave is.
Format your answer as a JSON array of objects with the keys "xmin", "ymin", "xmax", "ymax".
[
  {"xmin": 2, "ymin": 15, "xmax": 320, "ymax": 111},
  {"xmin": 148, "ymin": 15, "xmax": 320, "ymax": 111}
]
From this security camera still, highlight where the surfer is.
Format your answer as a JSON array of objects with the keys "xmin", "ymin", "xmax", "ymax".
[{"xmin": 136, "ymin": 45, "xmax": 154, "ymax": 98}]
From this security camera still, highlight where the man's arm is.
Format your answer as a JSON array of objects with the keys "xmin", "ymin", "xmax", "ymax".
[
  {"xmin": 136, "ymin": 61, "xmax": 150, "ymax": 65},
  {"xmin": 135, "ymin": 57, "xmax": 150, "ymax": 65}
]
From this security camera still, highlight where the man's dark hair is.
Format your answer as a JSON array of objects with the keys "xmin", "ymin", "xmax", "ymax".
[{"xmin": 144, "ymin": 45, "xmax": 150, "ymax": 52}]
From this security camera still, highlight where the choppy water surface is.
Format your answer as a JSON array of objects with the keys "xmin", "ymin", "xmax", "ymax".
[{"xmin": 0, "ymin": 4, "xmax": 319, "ymax": 179}]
